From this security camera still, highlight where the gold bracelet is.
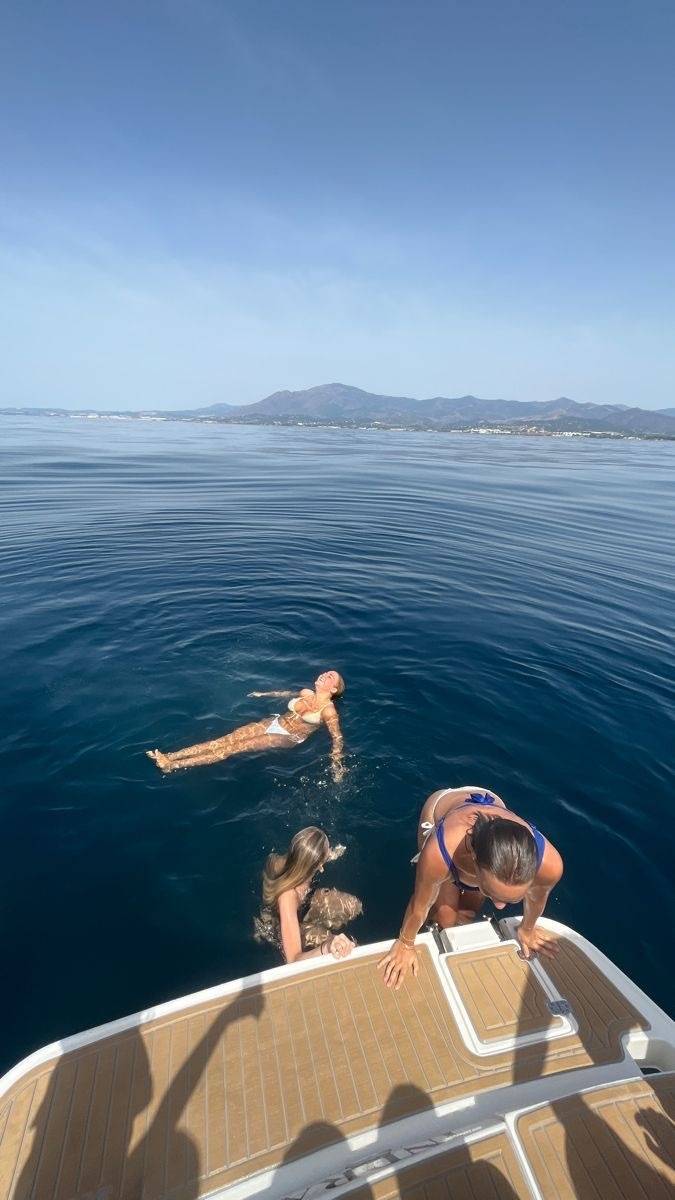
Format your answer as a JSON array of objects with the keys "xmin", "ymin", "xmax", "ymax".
[{"xmin": 397, "ymin": 933, "xmax": 416, "ymax": 949}]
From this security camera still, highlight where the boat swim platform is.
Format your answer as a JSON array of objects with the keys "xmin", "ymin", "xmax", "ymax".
[{"xmin": 0, "ymin": 918, "xmax": 673, "ymax": 1200}]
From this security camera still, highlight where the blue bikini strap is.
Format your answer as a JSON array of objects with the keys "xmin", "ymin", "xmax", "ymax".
[
  {"xmin": 435, "ymin": 822, "xmax": 461, "ymax": 887},
  {"xmin": 529, "ymin": 822, "xmax": 546, "ymax": 869},
  {"xmin": 437, "ymin": 798, "xmax": 545, "ymax": 888}
]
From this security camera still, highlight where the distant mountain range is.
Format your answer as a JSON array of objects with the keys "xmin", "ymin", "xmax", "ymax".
[
  {"xmin": 191, "ymin": 384, "xmax": 675, "ymax": 436},
  {"xmin": 3, "ymin": 383, "xmax": 675, "ymax": 438}
]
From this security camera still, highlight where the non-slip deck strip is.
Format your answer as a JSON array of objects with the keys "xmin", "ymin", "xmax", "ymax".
[
  {"xmin": 348, "ymin": 1132, "xmax": 531, "ymax": 1200},
  {"xmin": 0, "ymin": 939, "xmax": 648, "ymax": 1200},
  {"xmin": 445, "ymin": 943, "xmax": 565, "ymax": 1043},
  {"xmin": 516, "ymin": 1073, "xmax": 675, "ymax": 1200}
]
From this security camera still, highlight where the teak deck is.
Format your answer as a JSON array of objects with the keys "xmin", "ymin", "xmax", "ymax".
[
  {"xmin": 0, "ymin": 938, "xmax": 651, "ymax": 1199},
  {"xmin": 517, "ymin": 1074, "xmax": 675, "ymax": 1200}
]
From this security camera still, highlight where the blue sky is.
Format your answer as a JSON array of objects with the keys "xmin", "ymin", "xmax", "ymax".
[{"xmin": 1, "ymin": 1, "xmax": 674, "ymax": 409}]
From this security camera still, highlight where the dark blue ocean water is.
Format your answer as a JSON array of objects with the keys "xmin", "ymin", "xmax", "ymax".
[{"xmin": 1, "ymin": 416, "xmax": 673, "ymax": 1072}]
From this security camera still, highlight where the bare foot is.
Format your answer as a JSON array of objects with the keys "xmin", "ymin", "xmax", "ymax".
[{"xmin": 146, "ymin": 749, "xmax": 174, "ymax": 773}]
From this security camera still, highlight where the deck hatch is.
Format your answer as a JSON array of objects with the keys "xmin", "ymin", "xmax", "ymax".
[{"xmin": 443, "ymin": 942, "xmax": 574, "ymax": 1053}]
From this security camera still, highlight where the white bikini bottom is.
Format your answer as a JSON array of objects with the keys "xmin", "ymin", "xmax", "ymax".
[
  {"xmin": 411, "ymin": 785, "xmax": 498, "ymax": 862},
  {"xmin": 265, "ymin": 715, "xmax": 300, "ymax": 741}
]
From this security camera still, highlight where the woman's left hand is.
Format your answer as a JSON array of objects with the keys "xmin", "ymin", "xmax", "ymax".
[
  {"xmin": 516, "ymin": 924, "xmax": 559, "ymax": 959},
  {"xmin": 331, "ymin": 757, "xmax": 346, "ymax": 783},
  {"xmin": 328, "ymin": 933, "xmax": 354, "ymax": 959}
]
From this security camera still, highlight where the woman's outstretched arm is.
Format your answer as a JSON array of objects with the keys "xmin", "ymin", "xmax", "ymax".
[
  {"xmin": 322, "ymin": 703, "xmax": 345, "ymax": 782},
  {"xmin": 248, "ymin": 689, "xmax": 296, "ymax": 698},
  {"xmin": 277, "ymin": 890, "xmax": 353, "ymax": 962},
  {"xmin": 517, "ymin": 844, "xmax": 564, "ymax": 959},
  {"xmin": 377, "ymin": 852, "xmax": 442, "ymax": 989}
]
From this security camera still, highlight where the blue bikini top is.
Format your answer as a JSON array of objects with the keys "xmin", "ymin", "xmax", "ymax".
[{"xmin": 435, "ymin": 792, "xmax": 545, "ymax": 893}]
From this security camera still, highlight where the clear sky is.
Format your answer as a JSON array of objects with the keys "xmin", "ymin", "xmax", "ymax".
[{"xmin": 1, "ymin": 1, "xmax": 674, "ymax": 410}]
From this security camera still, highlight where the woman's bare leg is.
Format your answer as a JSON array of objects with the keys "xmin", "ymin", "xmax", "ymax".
[
  {"xmin": 147, "ymin": 720, "xmax": 298, "ymax": 773},
  {"xmin": 158, "ymin": 720, "xmax": 266, "ymax": 761},
  {"xmin": 431, "ymin": 879, "xmax": 484, "ymax": 928}
]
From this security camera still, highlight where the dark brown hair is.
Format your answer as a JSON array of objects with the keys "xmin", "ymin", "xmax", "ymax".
[{"xmin": 469, "ymin": 814, "xmax": 538, "ymax": 885}]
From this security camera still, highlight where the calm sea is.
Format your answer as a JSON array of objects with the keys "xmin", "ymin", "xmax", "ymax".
[{"xmin": 1, "ymin": 416, "xmax": 673, "ymax": 1071}]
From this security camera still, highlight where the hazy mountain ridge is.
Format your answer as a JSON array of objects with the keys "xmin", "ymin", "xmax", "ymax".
[
  {"xmin": 193, "ymin": 384, "xmax": 675, "ymax": 435},
  {"xmin": 3, "ymin": 384, "xmax": 675, "ymax": 437}
]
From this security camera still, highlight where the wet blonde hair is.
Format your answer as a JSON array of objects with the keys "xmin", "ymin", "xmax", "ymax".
[
  {"xmin": 331, "ymin": 672, "xmax": 346, "ymax": 698},
  {"xmin": 256, "ymin": 829, "xmax": 358, "ymax": 951},
  {"xmin": 262, "ymin": 826, "xmax": 331, "ymax": 907}
]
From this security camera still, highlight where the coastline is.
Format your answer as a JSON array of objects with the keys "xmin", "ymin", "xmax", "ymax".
[{"xmin": 1, "ymin": 408, "xmax": 673, "ymax": 441}]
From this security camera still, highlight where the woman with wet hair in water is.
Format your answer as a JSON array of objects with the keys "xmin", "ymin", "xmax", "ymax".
[
  {"xmin": 379, "ymin": 785, "xmax": 563, "ymax": 989},
  {"xmin": 254, "ymin": 826, "xmax": 362, "ymax": 963},
  {"xmin": 147, "ymin": 670, "xmax": 346, "ymax": 781}
]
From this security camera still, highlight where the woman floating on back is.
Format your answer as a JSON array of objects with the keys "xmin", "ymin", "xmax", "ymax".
[
  {"xmin": 147, "ymin": 669, "xmax": 346, "ymax": 781},
  {"xmin": 254, "ymin": 827, "xmax": 362, "ymax": 963}
]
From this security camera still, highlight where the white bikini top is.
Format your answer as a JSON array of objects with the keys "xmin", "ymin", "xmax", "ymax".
[{"xmin": 288, "ymin": 696, "xmax": 325, "ymax": 725}]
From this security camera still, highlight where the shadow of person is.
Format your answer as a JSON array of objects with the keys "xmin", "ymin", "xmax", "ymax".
[
  {"xmin": 269, "ymin": 1082, "xmax": 519, "ymax": 1199},
  {"xmin": 635, "ymin": 1105, "xmax": 675, "ymax": 1173},
  {"xmin": 374, "ymin": 1084, "xmax": 520, "ymax": 1200},
  {"xmin": 11, "ymin": 1025, "xmax": 152, "ymax": 1200},
  {"xmin": 11, "ymin": 982, "xmax": 264, "ymax": 1200},
  {"xmin": 124, "ymin": 982, "xmax": 264, "ymax": 1199},
  {"xmin": 510, "ymin": 934, "xmax": 674, "ymax": 1198},
  {"xmin": 275, "ymin": 1120, "xmax": 374, "ymax": 1199}
]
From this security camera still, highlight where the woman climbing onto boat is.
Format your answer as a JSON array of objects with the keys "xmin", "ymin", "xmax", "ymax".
[
  {"xmin": 147, "ymin": 669, "xmax": 346, "ymax": 781},
  {"xmin": 378, "ymin": 785, "xmax": 563, "ymax": 989},
  {"xmin": 254, "ymin": 827, "xmax": 362, "ymax": 963}
]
